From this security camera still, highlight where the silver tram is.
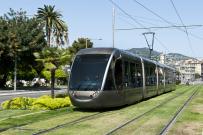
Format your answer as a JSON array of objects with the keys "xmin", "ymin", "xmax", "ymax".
[{"xmin": 68, "ymin": 48, "xmax": 176, "ymax": 109}]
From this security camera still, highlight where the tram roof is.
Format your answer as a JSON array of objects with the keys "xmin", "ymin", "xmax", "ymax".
[
  {"xmin": 77, "ymin": 48, "xmax": 175, "ymax": 70},
  {"xmin": 76, "ymin": 48, "xmax": 116, "ymax": 55}
]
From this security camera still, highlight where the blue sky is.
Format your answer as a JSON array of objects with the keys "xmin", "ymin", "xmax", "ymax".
[{"xmin": 1, "ymin": 0, "xmax": 203, "ymax": 58}]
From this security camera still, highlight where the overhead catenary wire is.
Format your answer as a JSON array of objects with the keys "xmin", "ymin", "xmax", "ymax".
[
  {"xmin": 118, "ymin": 13, "xmax": 162, "ymax": 28},
  {"xmin": 154, "ymin": 36, "xmax": 171, "ymax": 53},
  {"xmin": 108, "ymin": 0, "xmax": 174, "ymax": 54},
  {"xmin": 169, "ymin": 0, "xmax": 195, "ymax": 57},
  {"xmin": 115, "ymin": 24, "xmax": 203, "ymax": 30},
  {"xmin": 131, "ymin": 0, "xmax": 203, "ymax": 42},
  {"xmin": 108, "ymin": 0, "xmax": 149, "ymax": 30},
  {"xmin": 169, "ymin": 0, "xmax": 186, "ymax": 32},
  {"xmin": 132, "ymin": 0, "xmax": 176, "ymax": 26},
  {"xmin": 108, "ymin": 0, "xmax": 178, "ymax": 52}
]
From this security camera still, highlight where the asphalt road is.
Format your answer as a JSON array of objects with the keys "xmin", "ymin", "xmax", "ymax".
[{"xmin": 0, "ymin": 89, "xmax": 67, "ymax": 105}]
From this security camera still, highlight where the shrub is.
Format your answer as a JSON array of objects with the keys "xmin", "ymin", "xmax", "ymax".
[
  {"xmin": 31, "ymin": 96, "xmax": 71, "ymax": 110},
  {"xmin": 1, "ymin": 97, "xmax": 35, "ymax": 110},
  {"xmin": 1, "ymin": 95, "xmax": 72, "ymax": 110}
]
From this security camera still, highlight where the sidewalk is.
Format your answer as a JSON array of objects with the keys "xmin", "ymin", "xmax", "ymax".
[
  {"xmin": 0, "ymin": 89, "xmax": 67, "ymax": 96},
  {"xmin": 0, "ymin": 90, "xmax": 49, "ymax": 96}
]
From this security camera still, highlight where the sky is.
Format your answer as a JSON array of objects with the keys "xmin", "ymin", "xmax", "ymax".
[{"xmin": 1, "ymin": 0, "xmax": 203, "ymax": 58}]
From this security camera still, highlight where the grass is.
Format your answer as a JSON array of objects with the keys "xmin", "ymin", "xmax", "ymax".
[
  {"xmin": 42, "ymin": 85, "xmax": 197, "ymax": 135},
  {"xmin": 0, "ymin": 110, "xmax": 38, "ymax": 121},
  {"xmin": 168, "ymin": 86, "xmax": 203, "ymax": 135},
  {"xmin": 0, "ymin": 107, "xmax": 73, "ymax": 132},
  {"xmin": 110, "ymin": 86, "xmax": 197, "ymax": 135},
  {"xmin": 0, "ymin": 85, "xmax": 202, "ymax": 135}
]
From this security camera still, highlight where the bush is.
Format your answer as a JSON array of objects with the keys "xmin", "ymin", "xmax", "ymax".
[
  {"xmin": 1, "ymin": 95, "xmax": 72, "ymax": 110},
  {"xmin": 1, "ymin": 97, "xmax": 35, "ymax": 110},
  {"xmin": 31, "ymin": 96, "xmax": 71, "ymax": 110}
]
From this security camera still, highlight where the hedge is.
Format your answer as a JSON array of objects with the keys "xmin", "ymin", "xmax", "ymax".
[{"xmin": 1, "ymin": 95, "xmax": 72, "ymax": 110}]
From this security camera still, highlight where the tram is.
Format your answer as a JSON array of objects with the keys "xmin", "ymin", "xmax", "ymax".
[{"xmin": 68, "ymin": 48, "xmax": 176, "ymax": 109}]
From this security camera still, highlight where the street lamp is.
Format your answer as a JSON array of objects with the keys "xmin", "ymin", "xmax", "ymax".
[
  {"xmin": 14, "ymin": 53, "xmax": 17, "ymax": 91},
  {"xmin": 85, "ymin": 38, "xmax": 102, "ymax": 48}
]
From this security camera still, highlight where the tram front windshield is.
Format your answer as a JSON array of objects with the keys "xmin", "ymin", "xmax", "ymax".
[{"xmin": 69, "ymin": 54, "xmax": 110, "ymax": 91}]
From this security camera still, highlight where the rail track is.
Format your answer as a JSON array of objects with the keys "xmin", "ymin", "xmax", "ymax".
[
  {"xmin": 32, "ymin": 112, "xmax": 102, "ymax": 135},
  {"xmin": 104, "ymin": 86, "xmax": 199, "ymax": 135},
  {"xmin": 159, "ymin": 87, "xmax": 199, "ymax": 135},
  {"xmin": 31, "ymin": 86, "xmax": 193, "ymax": 135}
]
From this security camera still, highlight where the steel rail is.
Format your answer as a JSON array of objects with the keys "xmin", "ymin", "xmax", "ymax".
[
  {"xmin": 105, "ymin": 86, "xmax": 196, "ymax": 135},
  {"xmin": 33, "ymin": 86, "xmax": 193, "ymax": 135},
  {"xmin": 32, "ymin": 112, "xmax": 101, "ymax": 135},
  {"xmin": 159, "ymin": 86, "xmax": 199, "ymax": 135}
]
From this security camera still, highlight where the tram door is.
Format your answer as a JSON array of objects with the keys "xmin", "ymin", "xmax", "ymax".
[{"xmin": 114, "ymin": 58, "xmax": 125, "ymax": 104}]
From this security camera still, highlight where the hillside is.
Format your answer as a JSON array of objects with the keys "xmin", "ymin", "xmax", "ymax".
[
  {"xmin": 127, "ymin": 48, "xmax": 193, "ymax": 61},
  {"xmin": 128, "ymin": 48, "xmax": 160, "ymax": 58},
  {"xmin": 166, "ymin": 53, "xmax": 192, "ymax": 61}
]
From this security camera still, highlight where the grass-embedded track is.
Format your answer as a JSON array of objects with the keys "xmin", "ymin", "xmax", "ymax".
[
  {"xmin": 1, "ymin": 85, "xmax": 202, "ymax": 135},
  {"xmin": 159, "ymin": 86, "xmax": 199, "ymax": 135},
  {"xmin": 167, "ymin": 86, "xmax": 203, "ymax": 135},
  {"xmin": 107, "ymin": 85, "xmax": 202, "ymax": 135},
  {"xmin": 104, "ymin": 86, "xmax": 195, "ymax": 135}
]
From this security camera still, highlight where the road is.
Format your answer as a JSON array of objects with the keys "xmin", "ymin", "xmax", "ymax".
[{"xmin": 0, "ymin": 89, "xmax": 67, "ymax": 105}]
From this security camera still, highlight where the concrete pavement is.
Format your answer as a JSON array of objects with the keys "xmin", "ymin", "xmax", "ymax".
[
  {"xmin": 0, "ymin": 89, "xmax": 66, "ymax": 96},
  {"xmin": 0, "ymin": 88, "xmax": 68, "ymax": 105}
]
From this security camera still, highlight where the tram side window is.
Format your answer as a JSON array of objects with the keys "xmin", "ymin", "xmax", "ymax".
[
  {"xmin": 104, "ymin": 64, "xmax": 115, "ymax": 90},
  {"xmin": 158, "ymin": 67, "xmax": 164, "ymax": 85},
  {"xmin": 115, "ymin": 59, "xmax": 123, "ymax": 90},
  {"xmin": 124, "ymin": 61, "xmax": 130, "ymax": 88},
  {"xmin": 145, "ymin": 62, "xmax": 156, "ymax": 86},
  {"xmin": 168, "ymin": 70, "xmax": 174, "ymax": 84},
  {"xmin": 130, "ymin": 63, "xmax": 135, "ymax": 87},
  {"xmin": 135, "ymin": 62, "xmax": 143, "ymax": 87},
  {"xmin": 165, "ymin": 69, "xmax": 173, "ymax": 84},
  {"xmin": 165, "ymin": 69, "xmax": 170, "ymax": 84}
]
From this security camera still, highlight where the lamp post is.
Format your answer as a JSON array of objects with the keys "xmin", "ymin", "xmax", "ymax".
[
  {"xmin": 85, "ymin": 38, "xmax": 102, "ymax": 48},
  {"xmin": 14, "ymin": 53, "xmax": 17, "ymax": 91}
]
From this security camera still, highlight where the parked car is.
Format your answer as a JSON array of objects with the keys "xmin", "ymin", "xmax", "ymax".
[{"xmin": 31, "ymin": 78, "xmax": 46, "ymax": 87}]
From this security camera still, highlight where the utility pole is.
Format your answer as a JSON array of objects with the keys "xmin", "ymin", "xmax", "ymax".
[
  {"xmin": 143, "ymin": 32, "xmax": 155, "ymax": 59},
  {"xmin": 14, "ymin": 54, "xmax": 17, "ymax": 91},
  {"xmin": 85, "ymin": 38, "xmax": 88, "ymax": 48},
  {"xmin": 14, "ymin": 13, "xmax": 19, "ymax": 91},
  {"xmin": 112, "ymin": 7, "xmax": 115, "ymax": 48}
]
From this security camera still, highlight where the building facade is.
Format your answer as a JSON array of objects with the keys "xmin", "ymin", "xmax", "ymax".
[{"xmin": 174, "ymin": 59, "xmax": 203, "ymax": 83}]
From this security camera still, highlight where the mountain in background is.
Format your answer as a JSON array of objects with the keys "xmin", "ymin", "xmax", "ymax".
[
  {"xmin": 166, "ymin": 53, "xmax": 192, "ymax": 61},
  {"xmin": 128, "ymin": 47, "xmax": 160, "ymax": 58},
  {"xmin": 127, "ymin": 47, "xmax": 193, "ymax": 61}
]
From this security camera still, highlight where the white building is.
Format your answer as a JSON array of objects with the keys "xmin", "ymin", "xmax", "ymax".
[
  {"xmin": 159, "ymin": 53, "xmax": 165, "ymax": 64},
  {"xmin": 175, "ymin": 59, "xmax": 203, "ymax": 83}
]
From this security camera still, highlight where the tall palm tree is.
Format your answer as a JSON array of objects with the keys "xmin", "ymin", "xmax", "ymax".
[{"xmin": 36, "ymin": 5, "xmax": 68, "ymax": 47}]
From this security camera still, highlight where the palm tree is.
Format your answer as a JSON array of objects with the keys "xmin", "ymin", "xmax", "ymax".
[
  {"xmin": 36, "ymin": 5, "xmax": 68, "ymax": 47},
  {"xmin": 34, "ymin": 47, "xmax": 71, "ymax": 98}
]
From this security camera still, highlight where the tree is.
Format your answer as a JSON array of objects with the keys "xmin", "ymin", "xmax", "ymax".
[
  {"xmin": 36, "ymin": 5, "xmax": 68, "ymax": 47},
  {"xmin": 0, "ymin": 9, "xmax": 46, "ymax": 87},
  {"xmin": 69, "ymin": 38, "xmax": 93, "ymax": 60},
  {"xmin": 34, "ymin": 47, "xmax": 70, "ymax": 98}
]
